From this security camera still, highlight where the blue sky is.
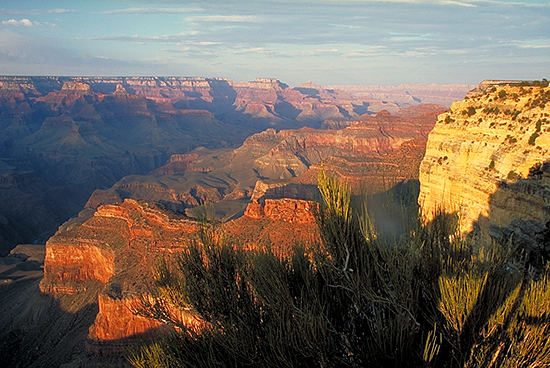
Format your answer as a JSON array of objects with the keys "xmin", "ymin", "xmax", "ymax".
[{"xmin": 0, "ymin": 0, "xmax": 548, "ymax": 85}]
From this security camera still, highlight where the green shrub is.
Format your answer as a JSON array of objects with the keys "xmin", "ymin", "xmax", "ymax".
[
  {"xmin": 529, "ymin": 132, "xmax": 540, "ymax": 145},
  {"xmin": 507, "ymin": 170, "xmax": 519, "ymax": 180},
  {"xmin": 130, "ymin": 172, "xmax": 550, "ymax": 368}
]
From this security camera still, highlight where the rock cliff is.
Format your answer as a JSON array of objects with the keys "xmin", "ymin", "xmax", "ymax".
[
  {"xmin": 419, "ymin": 80, "xmax": 550, "ymax": 246},
  {"xmin": 40, "ymin": 199, "xmax": 201, "ymax": 354},
  {"xmin": 84, "ymin": 105, "xmax": 442, "ymax": 226}
]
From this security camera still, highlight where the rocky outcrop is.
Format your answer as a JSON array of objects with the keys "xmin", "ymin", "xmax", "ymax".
[
  {"xmin": 0, "ymin": 77, "xmax": 247, "ymax": 255},
  {"xmin": 86, "ymin": 105, "xmax": 443, "ymax": 224},
  {"xmin": 41, "ymin": 241, "xmax": 115, "ymax": 294},
  {"xmin": 419, "ymin": 81, "xmax": 550, "ymax": 246},
  {"xmin": 40, "ymin": 195, "xmax": 321, "ymax": 354},
  {"xmin": 86, "ymin": 105, "xmax": 442, "ymax": 226},
  {"xmin": 40, "ymin": 199, "xmax": 200, "ymax": 353},
  {"xmin": 89, "ymin": 294, "xmax": 164, "ymax": 342},
  {"xmin": 0, "ymin": 76, "xmax": 468, "ymax": 255},
  {"xmin": 244, "ymin": 198, "xmax": 316, "ymax": 224}
]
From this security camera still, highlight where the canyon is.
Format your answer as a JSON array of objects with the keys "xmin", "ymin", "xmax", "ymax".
[
  {"xmin": 0, "ymin": 76, "xmax": 482, "ymax": 368},
  {"xmin": 0, "ymin": 76, "xmax": 472, "ymax": 256},
  {"xmin": 85, "ymin": 104, "xmax": 443, "ymax": 222}
]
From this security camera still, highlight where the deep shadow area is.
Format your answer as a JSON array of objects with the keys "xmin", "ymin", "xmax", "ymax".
[
  {"xmin": 470, "ymin": 160, "xmax": 550, "ymax": 268},
  {"xmin": 293, "ymin": 87, "xmax": 320, "ymax": 99},
  {"xmin": 260, "ymin": 183, "xmax": 320, "ymax": 202},
  {"xmin": 0, "ymin": 247, "xmax": 131, "ymax": 368},
  {"xmin": 274, "ymin": 101, "xmax": 302, "ymax": 120}
]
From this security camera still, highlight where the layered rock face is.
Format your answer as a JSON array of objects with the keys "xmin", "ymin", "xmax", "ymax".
[
  {"xmin": 88, "ymin": 104, "xmax": 443, "ymax": 220},
  {"xmin": 233, "ymin": 104, "xmax": 442, "ymax": 192},
  {"xmin": 244, "ymin": 198, "xmax": 316, "ymax": 224},
  {"xmin": 0, "ymin": 78, "xmax": 245, "ymax": 255},
  {"xmin": 40, "ymin": 199, "xmax": 202, "ymax": 353},
  {"xmin": 419, "ymin": 81, "xmax": 550, "ymax": 245},
  {"xmin": 41, "ymin": 196, "xmax": 319, "ymax": 354}
]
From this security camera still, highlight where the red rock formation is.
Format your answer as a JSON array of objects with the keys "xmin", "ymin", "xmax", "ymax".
[
  {"xmin": 244, "ymin": 201, "xmax": 264, "ymax": 219},
  {"xmin": 264, "ymin": 198, "xmax": 316, "ymax": 224},
  {"xmin": 41, "ymin": 195, "xmax": 321, "ymax": 353},
  {"xmin": 89, "ymin": 294, "xmax": 165, "ymax": 342},
  {"xmin": 244, "ymin": 198, "xmax": 316, "ymax": 224},
  {"xmin": 41, "ymin": 241, "xmax": 115, "ymax": 294},
  {"xmin": 225, "ymin": 212, "xmax": 320, "ymax": 258},
  {"xmin": 87, "ymin": 293, "xmax": 205, "ymax": 355},
  {"xmin": 91, "ymin": 105, "xmax": 442, "ymax": 220},
  {"xmin": 40, "ymin": 199, "xmax": 202, "ymax": 353}
]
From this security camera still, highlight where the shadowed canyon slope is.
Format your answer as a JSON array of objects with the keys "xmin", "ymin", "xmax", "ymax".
[
  {"xmin": 4, "ymin": 78, "xmax": 550, "ymax": 368},
  {"xmin": 33, "ymin": 103, "xmax": 442, "ymax": 360},
  {"xmin": 419, "ymin": 80, "xmax": 550, "ymax": 249}
]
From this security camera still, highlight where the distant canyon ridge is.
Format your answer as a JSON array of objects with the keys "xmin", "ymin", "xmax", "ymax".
[{"xmin": 0, "ymin": 76, "xmax": 473, "ymax": 255}]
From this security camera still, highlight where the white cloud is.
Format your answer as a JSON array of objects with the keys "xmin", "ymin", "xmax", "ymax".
[
  {"xmin": 0, "ymin": 8, "xmax": 74, "ymax": 16},
  {"xmin": 99, "ymin": 7, "xmax": 201, "ymax": 14},
  {"xmin": 440, "ymin": 0, "xmax": 477, "ymax": 7},
  {"xmin": 519, "ymin": 44, "xmax": 550, "ymax": 49},
  {"xmin": 84, "ymin": 31, "xmax": 200, "ymax": 43},
  {"xmin": 388, "ymin": 33, "xmax": 435, "ymax": 42},
  {"xmin": 185, "ymin": 15, "xmax": 262, "ymax": 23},
  {"xmin": 1, "ymin": 18, "xmax": 40, "ymax": 27},
  {"xmin": 506, "ymin": 39, "xmax": 550, "ymax": 49},
  {"xmin": 48, "ymin": 8, "xmax": 74, "ymax": 14},
  {"xmin": 341, "ymin": 46, "xmax": 388, "ymax": 57}
]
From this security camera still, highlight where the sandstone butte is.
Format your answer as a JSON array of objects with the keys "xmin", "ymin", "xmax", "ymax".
[
  {"xmin": 419, "ymin": 81, "xmax": 550, "ymax": 246},
  {"xmin": 40, "ymin": 194, "xmax": 319, "ymax": 355}
]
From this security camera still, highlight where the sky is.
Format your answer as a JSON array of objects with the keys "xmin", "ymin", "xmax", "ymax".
[{"xmin": 0, "ymin": 0, "xmax": 548, "ymax": 86}]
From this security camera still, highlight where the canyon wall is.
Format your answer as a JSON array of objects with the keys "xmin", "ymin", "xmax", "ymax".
[
  {"xmin": 419, "ymin": 81, "xmax": 550, "ymax": 246},
  {"xmin": 0, "ymin": 76, "xmax": 467, "ymax": 255},
  {"xmin": 86, "ymin": 105, "xmax": 443, "ymax": 221},
  {"xmin": 40, "ymin": 199, "xmax": 200, "ymax": 354}
]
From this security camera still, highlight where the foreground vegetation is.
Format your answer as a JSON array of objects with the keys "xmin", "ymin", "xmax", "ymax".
[{"xmin": 130, "ymin": 171, "xmax": 550, "ymax": 368}]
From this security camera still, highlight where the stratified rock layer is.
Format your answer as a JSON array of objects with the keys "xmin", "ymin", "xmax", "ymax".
[
  {"xmin": 419, "ymin": 81, "xmax": 550, "ymax": 244},
  {"xmin": 86, "ymin": 105, "xmax": 443, "ymax": 223},
  {"xmin": 40, "ymin": 199, "xmax": 201, "ymax": 353}
]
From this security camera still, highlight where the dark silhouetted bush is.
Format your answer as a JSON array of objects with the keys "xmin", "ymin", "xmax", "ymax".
[{"xmin": 130, "ymin": 172, "xmax": 550, "ymax": 368}]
